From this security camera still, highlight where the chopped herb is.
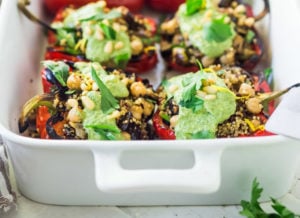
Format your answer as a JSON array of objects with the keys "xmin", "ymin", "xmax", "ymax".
[
  {"xmin": 86, "ymin": 123, "xmax": 121, "ymax": 140},
  {"xmin": 159, "ymin": 112, "xmax": 170, "ymax": 122},
  {"xmin": 240, "ymin": 178, "xmax": 300, "ymax": 218},
  {"xmin": 42, "ymin": 61, "xmax": 69, "ymax": 87},
  {"xmin": 56, "ymin": 29, "xmax": 76, "ymax": 47},
  {"xmin": 99, "ymin": 23, "xmax": 116, "ymax": 40},
  {"xmin": 246, "ymin": 30, "xmax": 256, "ymax": 43},
  {"xmin": 191, "ymin": 130, "xmax": 215, "ymax": 139},
  {"xmin": 180, "ymin": 95, "xmax": 204, "ymax": 112},
  {"xmin": 203, "ymin": 17, "xmax": 233, "ymax": 43},
  {"xmin": 186, "ymin": 0, "xmax": 206, "ymax": 16},
  {"xmin": 264, "ymin": 67, "xmax": 272, "ymax": 82},
  {"xmin": 196, "ymin": 59, "xmax": 204, "ymax": 71},
  {"xmin": 114, "ymin": 53, "xmax": 130, "ymax": 67},
  {"xmin": 90, "ymin": 66, "xmax": 119, "ymax": 113}
]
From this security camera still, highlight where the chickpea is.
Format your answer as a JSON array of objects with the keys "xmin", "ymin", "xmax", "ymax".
[
  {"xmin": 131, "ymin": 105, "xmax": 143, "ymax": 120},
  {"xmin": 131, "ymin": 37, "xmax": 143, "ymax": 55},
  {"xmin": 67, "ymin": 73, "xmax": 82, "ymax": 90},
  {"xmin": 220, "ymin": 51, "xmax": 235, "ymax": 65},
  {"xmin": 130, "ymin": 82, "xmax": 147, "ymax": 97},
  {"xmin": 141, "ymin": 100, "xmax": 154, "ymax": 117},
  {"xmin": 201, "ymin": 56, "xmax": 215, "ymax": 67},
  {"xmin": 121, "ymin": 131, "xmax": 131, "ymax": 140},
  {"xmin": 246, "ymin": 97, "xmax": 263, "ymax": 114},
  {"xmin": 238, "ymin": 83, "xmax": 255, "ymax": 96},
  {"xmin": 67, "ymin": 107, "xmax": 82, "ymax": 123},
  {"xmin": 161, "ymin": 18, "xmax": 178, "ymax": 35}
]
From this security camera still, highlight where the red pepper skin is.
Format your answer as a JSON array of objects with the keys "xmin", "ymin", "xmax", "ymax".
[
  {"xmin": 168, "ymin": 60, "xmax": 200, "ymax": 74},
  {"xmin": 252, "ymin": 130, "xmax": 275, "ymax": 137},
  {"xmin": 41, "ymin": 68, "xmax": 52, "ymax": 93},
  {"xmin": 125, "ymin": 52, "xmax": 158, "ymax": 73},
  {"xmin": 36, "ymin": 106, "xmax": 51, "ymax": 139},
  {"xmin": 152, "ymin": 111, "xmax": 176, "ymax": 140},
  {"xmin": 146, "ymin": 0, "xmax": 184, "ymax": 12},
  {"xmin": 44, "ymin": 0, "xmax": 144, "ymax": 16}
]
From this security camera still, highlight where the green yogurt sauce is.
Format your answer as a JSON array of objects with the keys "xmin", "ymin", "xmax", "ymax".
[
  {"xmin": 177, "ymin": 3, "xmax": 236, "ymax": 58},
  {"xmin": 162, "ymin": 69, "xmax": 236, "ymax": 139}
]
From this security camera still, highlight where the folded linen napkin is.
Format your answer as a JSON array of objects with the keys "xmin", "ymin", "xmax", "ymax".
[{"xmin": 0, "ymin": 145, "xmax": 17, "ymax": 213}]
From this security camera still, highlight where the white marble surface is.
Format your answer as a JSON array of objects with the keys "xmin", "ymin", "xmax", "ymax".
[{"xmin": 1, "ymin": 143, "xmax": 300, "ymax": 218}]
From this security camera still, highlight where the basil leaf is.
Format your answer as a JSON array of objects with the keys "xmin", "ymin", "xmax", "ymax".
[
  {"xmin": 90, "ymin": 66, "xmax": 119, "ymax": 113},
  {"xmin": 99, "ymin": 23, "xmax": 116, "ymax": 40},
  {"xmin": 186, "ymin": 0, "xmax": 206, "ymax": 16},
  {"xmin": 203, "ymin": 17, "xmax": 233, "ymax": 43},
  {"xmin": 42, "ymin": 61, "xmax": 69, "ymax": 87}
]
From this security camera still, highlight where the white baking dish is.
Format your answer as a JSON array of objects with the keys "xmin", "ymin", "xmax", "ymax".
[{"xmin": 0, "ymin": 0, "xmax": 300, "ymax": 206}]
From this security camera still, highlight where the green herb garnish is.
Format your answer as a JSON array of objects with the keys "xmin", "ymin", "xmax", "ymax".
[
  {"xmin": 203, "ymin": 17, "xmax": 233, "ymax": 43},
  {"xmin": 240, "ymin": 178, "xmax": 300, "ymax": 218},
  {"xmin": 99, "ymin": 23, "xmax": 117, "ymax": 40},
  {"xmin": 90, "ymin": 66, "xmax": 119, "ymax": 113},
  {"xmin": 191, "ymin": 130, "xmax": 215, "ymax": 139},
  {"xmin": 179, "ymin": 94, "xmax": 204, "ymax": 112},
  {"xmin": 246, "ymin": 30, "xmax": 256, "ymax": 43},
  {"xmin": 264, "ymin": 67, "xmax": 272, "ymax": 82},
  {"xmin": 186, "ymin": 0, "xmax": 206, "ymax": 15},
  {"xmin": 85, "ymin": 123, "xmax": 121, "ymax": 140},
  {"xmin": 42, "ymin": 61, "xmax": 69, "ymax": 86}
]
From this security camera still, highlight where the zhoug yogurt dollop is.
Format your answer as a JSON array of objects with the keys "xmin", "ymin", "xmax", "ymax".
[
  {"xmin": 177, "ymin": 2, "xmax": 236, "ymax": 58},
  {"xmin": 162, "ymin": 69, "xmax": 237, "ymax": 139}
]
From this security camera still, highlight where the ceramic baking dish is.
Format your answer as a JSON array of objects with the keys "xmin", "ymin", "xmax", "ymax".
[{"xmin": 0, "ymin": 0, "xmax": 300, "ymax": 206}]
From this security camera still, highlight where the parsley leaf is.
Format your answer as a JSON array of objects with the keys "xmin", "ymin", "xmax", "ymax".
[
  {"xmin": 186, "ymin": 0, "xmax": 206, "ymax": 15},
  {"xmin": 240, "ymin": 178, "xmax": 300, "ymax": 218},
  {"xmin": 99, "ymin": 23, "xmax": 116, "ymax": 40},
  {"xmin": 90, "ymin": 66, "xmax": 119, "ymax": 113},
  {"xmin": 203, "ymin": 17, "xmax": 233, "ymax": 43},
  {"xmin": 180, "ymin": 94, "xmax": 204, "ymax": 112}
]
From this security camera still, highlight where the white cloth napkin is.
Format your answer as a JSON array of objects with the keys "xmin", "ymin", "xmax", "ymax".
[
  {"xmin": 265, "ymin": 88, "xmax": 300, "ymax": 140},
  {"xmin": 0, "ymin": 145, "xmax": 16, "ymax": 214}
]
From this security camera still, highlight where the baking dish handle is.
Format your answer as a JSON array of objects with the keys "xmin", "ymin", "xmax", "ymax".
[{"xmin": 92, "ymin": 146, "xmax": 224, "ymax": 193}]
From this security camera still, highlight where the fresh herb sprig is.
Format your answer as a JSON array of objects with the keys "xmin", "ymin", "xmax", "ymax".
[
  {"xmin": 186, "ymin": 0, "xmax": 206, "ymax": 15},
  {"xmin": 203, "ymin": 16, "xmax": 233, "ymax": 43},
  {"xmin": 240, "ymin": 178, "xmax": 300, "ymax": 218},
  {"xmin": 90, "ymin": 66, "xmax": 119, "ymax": 113}
]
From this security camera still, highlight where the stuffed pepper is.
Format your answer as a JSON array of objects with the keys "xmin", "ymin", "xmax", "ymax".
[
  {"xmin": 45, "ymin": 0, "xmax": 158, "ymax": 74},
  {"xmin": 159, "ymin": 0, "xmax": 269, "ymax": 73},
  {"xmin": 19, "ymin": 61, "xmax": 158, "ymax": 140},
  {"xmin": 153, "ymin": 65, "xmax": 275, "ymax": 139}
]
